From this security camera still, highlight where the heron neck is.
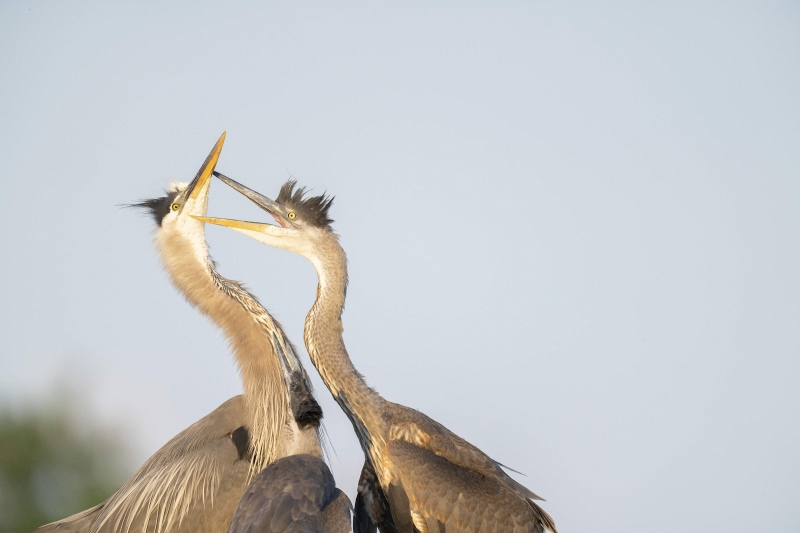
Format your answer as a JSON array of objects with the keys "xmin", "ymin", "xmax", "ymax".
[
  {"xmin": 304, "ymin": 237, "xmax": 389, "ymax": 451},
  {"xmin": 156, "ymin": 227, "xmax": 298, "ymax": 471}
]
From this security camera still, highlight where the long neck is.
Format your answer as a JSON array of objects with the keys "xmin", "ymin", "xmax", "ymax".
[
  {"xmin": 303, "ymin": 235, "xmax": 389, "ymax": 453},
  {"xmin": 156, "ymin": 226, "xmax": 317, "ymax": 472}
]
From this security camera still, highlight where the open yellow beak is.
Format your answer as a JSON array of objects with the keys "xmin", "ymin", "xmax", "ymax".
[
  {"xmin": 188, "ymin": 131, "xmax": 226, "ymax": 200},
  {"xmin": 190, "ymin": 216, "xmax": 271, "ymax": 233}
]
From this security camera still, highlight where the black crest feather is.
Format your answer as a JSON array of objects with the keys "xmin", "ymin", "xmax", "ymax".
[
  {"xmin": 276, "ymin": 180, "xmax": 334, "ymax": 229},
  {"xmin": 128, "ymin": 189, "xmax": 180, "ymax": 227}
]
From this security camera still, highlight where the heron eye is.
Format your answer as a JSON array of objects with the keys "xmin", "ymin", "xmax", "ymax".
[
  {"xmin": 171, "ymin": 203, "xmax": 180, "ymax": 211},
  {"xmin": 287, "ymin": 212, "xmax": 296, "ymax": 220}
]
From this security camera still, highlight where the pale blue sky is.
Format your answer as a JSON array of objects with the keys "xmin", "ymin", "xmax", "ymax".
[{"xmin": 2, "ymin": 2, "xmax": 799, "ymax": 531}]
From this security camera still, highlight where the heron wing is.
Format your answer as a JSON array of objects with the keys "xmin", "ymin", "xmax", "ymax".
[
  {"xmin": 91, "ymin": 396, "xmax": 251, "ymax": 533},
  {"xmin": 34, "ymin": 396, "xmax": 251, "ymax": 533},
  {"xmin": 384, "ymin": 405, "xmax": 555, "ymax": 533},
  {"xmin": 384, "ymin": 440, "xmax": 554, "ymax": 533},
  {"xmin": 388, "ymin": 404, "xmax": 544, "ymax": 502},
  {"xmin": 227, "ymin": 454, "xmax": 351, "ymax": 533},
  {"xmin": 321, "ymin": 488, "xmax": 354, "ymax": 533}
]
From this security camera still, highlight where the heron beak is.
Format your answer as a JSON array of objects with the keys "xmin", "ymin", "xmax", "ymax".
[
  {"xmin": 212, "ymin": 171, "xmax": 284, "ymax": 218},
  {"xmin": 186, "ymin": 132, "xmax": 226, "ymax": 200},
  {"xmin": 190, "ymin": 216, "xmax": 272, "ymax": 233}
]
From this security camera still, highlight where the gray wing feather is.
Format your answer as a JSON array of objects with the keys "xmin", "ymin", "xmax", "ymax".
[
  {"xmin": 320, "ymin": 489, "xmax": 353, "ymax": 533},
  {"xmin": 34, "ymin": 396, "xmax": 251, "ymax": 533},
  {"xmin": 354, "ymin": 461, "xmax": 397, "ymax": 533},
  {"xmin": 228, "ymin": 454, "xmax": 351, "ymax": 533},
  {"xmin": 353, "ymin": 492, "xmax": 375, "ymax": 533}
]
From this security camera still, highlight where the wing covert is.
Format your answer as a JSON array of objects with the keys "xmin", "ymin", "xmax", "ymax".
[
  {"xmin": 385, "ymin": 439, "xmax": 555, "ymax": 533},
  {"xmin": 227, "ymin": 454, "xmax": 350, "ymax": 533},
  {"xmin": 388, "ymin": 406, "xmax": 544, "ymax": 502}
]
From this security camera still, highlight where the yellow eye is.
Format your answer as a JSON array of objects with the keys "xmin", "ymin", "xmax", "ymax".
[
  {"xmin": 287, "ymin": 212, "xmax": 296, "ymax": 220},
  {"xmin": 171, "ymin": 203, "xmax": 180, "ymax": 211}
]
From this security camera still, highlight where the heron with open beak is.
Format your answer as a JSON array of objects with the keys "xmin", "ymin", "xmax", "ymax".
[
  {"xmin": 194, "ymin": 171, "xmax": 557, "ymax": 533},
  {"xmin": 35, "ymin": 135, "xmax": 351, "ymax": 533}
]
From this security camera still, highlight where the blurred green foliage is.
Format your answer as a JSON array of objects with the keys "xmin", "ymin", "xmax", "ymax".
[{"xmin": 0, "ymin": 394, "xmax": 130, "ymax": 533}]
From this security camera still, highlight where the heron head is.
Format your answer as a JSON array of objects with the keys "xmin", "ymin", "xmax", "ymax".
[
  {"xmin": 193, "ymin": 175, "xmax": 335, "ymax": 258},
  {"xmin": 134, "ymin": 132, "xmax": 226, "ymax": 232}
]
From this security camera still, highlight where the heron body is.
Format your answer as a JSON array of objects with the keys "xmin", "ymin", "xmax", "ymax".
[
  {"xmin": 199, "ymin": 176, "xmax": 557, "ymax": 533},
  {"xmin": 35, "ymin": 136, "xmax": 350, "ymax": 533}
]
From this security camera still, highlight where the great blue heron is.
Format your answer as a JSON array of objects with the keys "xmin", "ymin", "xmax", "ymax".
[
  {"xmin": 35, "ymin": 136, "xmax": 351, "ymax": 533},
  {"xmin": 196, "ymin": 175, "xmax": 558, "ymax": 533}
]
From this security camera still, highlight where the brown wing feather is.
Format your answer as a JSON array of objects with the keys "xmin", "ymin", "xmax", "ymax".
[
  {"xmin": 385, "ymin": 440, "xmax": 552, "ymax": 533},
  {"xmin": 388, "ymin": 405, "xmax": 544, "ymax": 501}
]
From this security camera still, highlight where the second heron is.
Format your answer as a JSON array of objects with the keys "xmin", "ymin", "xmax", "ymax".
[{"xmin": 197, "ymin": 174, "xmax": 557, "ymax": 533}]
